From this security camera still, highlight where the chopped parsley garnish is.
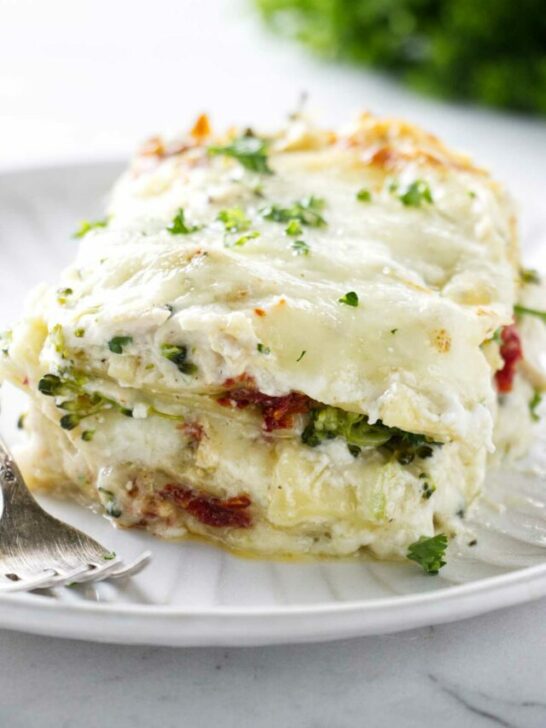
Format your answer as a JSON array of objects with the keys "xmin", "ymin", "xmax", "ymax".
[
  {"xmin": 520, "ymin": 268, "xmax": 541, "ymax": 285},
  {"xmin": 217, "ymin": 207, "xmax": 251, "ymax": 233},
  {"xmin": 291, "ymin": 239, "xmax": 310, "ymax": 256},
  {"xmin": 57, "ymin": 287, "xmax": 73, "ymax": 305},
  {"xmin": 0, "ymin": 329, "xmax": 12, "ymax": 356},
  {"xmin": 301, "ymin": 404, "xmax": 440, "ymax": 463},
  {"xmin": 421, "ymin": 480, "xmax": 436, "ymax": 500},
  {"xmin": 208, "ymin": 133, "xmax": 273, "ymax": 174},
  {"xmin": 339, "ymin": 291, "xmax": 359, "ymax": 307},
  {"xmin": 98, "ymin": 488, "xmax": 122, "ymax": 519},
  {"xmin": 257, "ymin": 343, "xmax": 270, "ymax": 354},
  {"xmin": 490, "ymin": 327, "xmax": 503, "ymax": 345},
  {"xmin": 285, "ymin": 220, "xmax": 303, "ymax": 236},
  {"xmin": 16, "ymin": 414, "xmax": 26, "ymax": 430},
  {"xmin": 262, "ymin": 195, "xmax": 326, "ymax": 228},
  {"xmin": 390, "ymin": 328, "xmax": 398, "ymax": 335},
  {"xmin": 514, "ymin": 304, "xmax": 546, "ymax": 324},
  {"xmin": 407, "ymin": 534, "xmax": 448, "ymax": 574},
  {"xmin": 529, "ymin": 390, "xmax": 543, "ymax": 422},
  {"xmin": 51, "ymin": 324, "xmax": 67, "ymax": 358},
  {"xmin": 231, "ymin": 231, "xmax": 260, "ymax": 247},
  {"xmin": 160, "ymin": 343, "xmax": 198, "ymax": 375},
  {"xmin": 73, "ymin": 218, "xmax": 108, "ymax": 239},
  {"xmin": 108, "ymin": 336, "xmax": 133, "ymax": 354},
  {"xmin": 296, "ymin": 350, "xmax": 306, "ymax": 362},
  {"xmin": 74, "ymin": 327, "xmax": 85, "ymax": 338},
  {"xmin": 356, "ymin": 188, "xmax": 372, "ymax": 202},
  {"xmin": 167, "ymin": 208, "xmax": 201, "ymax": 235},
  {"xmin": 398, "ymin": 180, "xmax": 433, "ymax": 207},
  {"xmin": 81, "ymin": 429, "xmax": 95, "ymax": 442}
]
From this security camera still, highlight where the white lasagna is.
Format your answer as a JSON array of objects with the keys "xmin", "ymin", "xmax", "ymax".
[{"xmin": 2, "ymin": 112, "xmax": 545, "ymax": 573}]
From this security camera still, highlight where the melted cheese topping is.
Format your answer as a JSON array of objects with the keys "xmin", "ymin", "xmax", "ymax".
[{"xmin": 23, "ymin": 116, "xmax": 518, "ymax": 447}]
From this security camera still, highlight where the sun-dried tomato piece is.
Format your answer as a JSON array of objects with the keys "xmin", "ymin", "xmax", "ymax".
[
  {"xmin": 160, "ymin": 483, "xmax": 252, "ymax": 529},
  {"xmin": 495, "ymin": 324, "xmax": 523, "ymax": 393},
  {"xmin": 177, "ymin": 421, "xmax": 205, "ymax": 446},
  {"xmin": 217, "ymin": 387, "xmax": 313, "ymax": 431}
]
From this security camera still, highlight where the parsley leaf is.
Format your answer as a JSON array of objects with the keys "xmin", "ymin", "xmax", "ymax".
[
  {"xmin": 520, "ymin": 268, "xmax": 541, "ymax": 285},
  {"xmin": 108, "ymin": 336, "xmax": 133, "ymax": 354},
  {"xmin": 217, "ymin": 207, "xmax": 251, "ymax": 233},
  {"xmin": 398, "ymin": 180, "xmax": 433, "ymax": 207},
  {"xmin": 73, "ymin": 218, "xmax": 108, "ymax": 239},
  {"xmin": 285, "ymin": 219, "xmax": 303, "ymax": 236},
  {"xmin": 208, "ymin": 134, "xmax": 273, "ymax": 174},
  {"xmin": 230, "ymin": 231, "xmax": 260, "ymax": 248},
  {"xmin": 514, "ymin": 304, "xmax": 546, "ymax": 324},
  {"xmin": 57, "ymin": 287, "xmax": 73, "ymax": 305},
  {"xmin": 262, "ymin": 195, "xmax": 326, "ymax": 227},
  {"xmin": 339, "ymin": 291, "xmax": 358, "ymax": 307},
  {"xmin": 296, "ymin": 350, "xmax": 306, "ymax": 362},
  {"xmin": 291, "ymin": 239, "xmax": 310, "ymax": 255},
  {"xmin": 356, "ymin": 188, "xmax": 372, "ymax": 202},
  {"xmin": 167, "ymin": 208, "xmax": 201, "ymax": 235},
  {"xmin": 407, "ymin": 534, "xmax": 448, "ymax": 574},
  {"xmin": 257, "ymin": 343, "xmax": 270, "ymax": 354},
  {"xmin": 530, "ymin": 390, "xmax": 543, "ymax": 422}
]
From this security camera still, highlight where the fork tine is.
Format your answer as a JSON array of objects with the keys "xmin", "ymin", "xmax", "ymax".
[
  {"xmin": 45, "ymin": 564, "xmax": 95, "ymax": 589},
  {"xmin": 0, "ymin": 569, "xmax": 57, "ymax": 593},
  {"xmin": 69, "ymin": 558, "xmax": 124, "ymax": 584},
  {"xmin": 105, "ymin": 551, "xmax": 152, "ymax": 580}
]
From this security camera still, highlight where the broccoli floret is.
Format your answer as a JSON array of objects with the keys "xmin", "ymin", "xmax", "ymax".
[{"xmin": 302, "ymin": 404, "xmax": 439, "ymax": 463}]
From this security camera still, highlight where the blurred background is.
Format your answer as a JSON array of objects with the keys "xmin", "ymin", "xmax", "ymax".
[{"xmin": 0, "ymin": 0, "xmax": 544, "ymax": 246}]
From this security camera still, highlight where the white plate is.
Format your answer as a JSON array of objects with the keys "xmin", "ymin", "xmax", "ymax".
[{"xmin": 1, "ymin": 161, "xmax": 546, "ymax": 647}]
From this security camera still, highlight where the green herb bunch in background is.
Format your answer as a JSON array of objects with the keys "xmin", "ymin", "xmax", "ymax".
[{"xmin": 255, "ymin": 0, "xmax": 546, "ymax": 114}]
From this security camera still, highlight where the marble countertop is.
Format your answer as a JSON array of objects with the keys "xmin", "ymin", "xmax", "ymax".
[
  {"xmin": 1, "ymin": 1, "xmax": 546, "ymax": 725},
  {"xmin": 2, "ymin": 599, "xmax": 546, "ymax": 728}
]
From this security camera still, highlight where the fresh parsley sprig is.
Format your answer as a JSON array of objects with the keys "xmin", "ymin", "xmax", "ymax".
[
  {"xmin": 217, "ymin": 207, "xmax": 251, "ymax": 233},
  {"xmin": 262, "ymin": 195, "xmax": 326, "ymax": 227},
  {"xmin": 407, "ymin": 534, "xmax": 448, "ymax": 574},
  {"xmin": 208, "ymin": 134, "xmax": 273, "ymax": 174},
  {"xmin": 167, "ymin": 208, "xmax": 201, "ymax": 235}
]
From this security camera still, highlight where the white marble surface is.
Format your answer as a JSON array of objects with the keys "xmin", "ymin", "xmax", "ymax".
[
  {"xmin": 1, "ymin": 600, "xmax": 546, "ymax": 728},
  {"xmin": 1, "ymin": 0, "xmax": 546, "ymax": 724}
]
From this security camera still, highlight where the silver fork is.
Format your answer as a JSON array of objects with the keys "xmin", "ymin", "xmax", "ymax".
[{"xmin": 0, "ymin": 436, "xmax": 151, "ymax": 592}]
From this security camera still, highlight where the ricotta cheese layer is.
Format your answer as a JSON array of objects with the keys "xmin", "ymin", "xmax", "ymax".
[{"xmin": 1, "ymin": 112, "xmax": 544, "ymax": 568}]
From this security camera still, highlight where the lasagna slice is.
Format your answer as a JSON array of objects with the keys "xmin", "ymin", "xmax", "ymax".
[{"xmin": 2, "ymin": 112, "xmax": 545, "ymax": 571}]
